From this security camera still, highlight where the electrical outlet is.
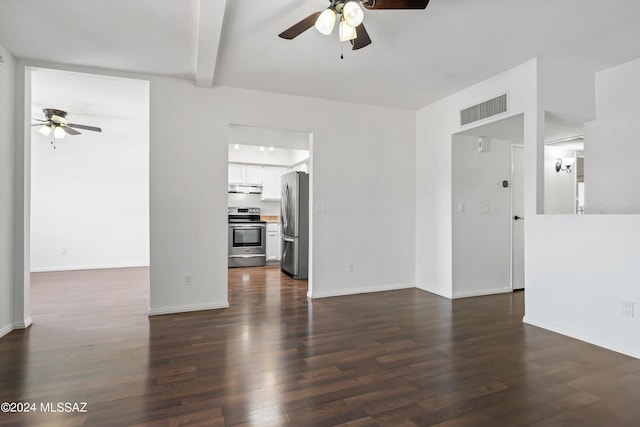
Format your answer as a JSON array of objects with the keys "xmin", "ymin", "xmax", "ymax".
[
  {"xmin": 346, "ymin": 263, "xmax": 353, "ymax": 273},
  {"xmin": 621, "ymin": 300, "xmax": 634, "ymax": 317},
  {"xmin": 185, "ymin": 274, "xmax": 192, "ymax": 286},
  {"xmin": 61, "ymin": 247, "xmax": 67, "ymax": 255}
]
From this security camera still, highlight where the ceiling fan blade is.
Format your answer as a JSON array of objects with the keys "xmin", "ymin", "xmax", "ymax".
[
  {"xmin": 278, "ymin": 11, "xmax": 322, "ymax": 40},
  {"xmin": 32, "ymin": 118, "xmax": 47, "ymax": 122},
  {"xmin": 67, "ymin": 123, "xmax": 102, "ymax": 133},
  {"xmin": 363, "ymin": 0, "xmax": 429, "ymax": 10},
  {"xmin": 63, "ymin": 126, "xmax": 81, "ymax": 135},
  {"xmin": 31, "ymin": 123, "xmax": 45, "ymax": 127},
  {"xmin": 351, "ymin": 23, "xmax": 372, "ymax": 50}
]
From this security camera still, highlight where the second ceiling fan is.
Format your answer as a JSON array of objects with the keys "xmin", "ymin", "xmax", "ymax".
[{"xmin": 279, "ymin": 0, "xmax": 430, "ymax": 51}]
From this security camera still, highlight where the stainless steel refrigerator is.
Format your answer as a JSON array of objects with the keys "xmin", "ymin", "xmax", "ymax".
[{"xmin": 280, "ymin": 171, "xmax": 309, "ymax": 279}]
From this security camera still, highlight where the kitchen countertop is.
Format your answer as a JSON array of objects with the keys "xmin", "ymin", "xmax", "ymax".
[{"xmin": 261, "ymin": 215, "xmax": 280, "ymax": 223}]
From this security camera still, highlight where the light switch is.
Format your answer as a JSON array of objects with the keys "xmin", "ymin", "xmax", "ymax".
[
  {"xmin": 458, "ymin": 202, "xmax": 465, "ymax": 213},
  {"xmin": 480, "ymin": 203, "xmax": 490, "ymax": 214},
  {"xmin": 316, "ymin": 203, "xmax": 327, "ymax": 214}
]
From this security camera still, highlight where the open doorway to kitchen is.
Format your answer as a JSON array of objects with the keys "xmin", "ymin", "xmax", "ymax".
[
  {"xmin": 452, "ymin": 114, "xmax": 525, "ymax": 297},
  {"xmin": 227, "ymin": 124, "xmax": 312, "ymax": 300},
  {"xmin": 29, "ymin": 67, "xmax": 150, "ymax": 327}
]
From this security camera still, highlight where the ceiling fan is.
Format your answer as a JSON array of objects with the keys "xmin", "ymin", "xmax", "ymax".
[
  {"xmin": 32, "ymin": 108, "xmax": 102, "ymax": 141},
  {"xmin": 279, "ymin": 0, "xmax": 430, "ymax": 51}
]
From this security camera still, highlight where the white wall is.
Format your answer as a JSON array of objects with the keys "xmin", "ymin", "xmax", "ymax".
[
  {"xmin": 10, "ymin": 62, "xmax": 416, "ymax": 319},
  {"xmin": 452, "ymin": 136, "xmax": 512, "ymax": 298},
  {"xmin": 415, "ymin": 59, "xmax": 538, "ymax": 298},
  {"xmin": 0, "ymin": 45, "xmax": 15, "ymax": 337},
  {"xmin": 147, "ymin": 80, "xmax": 417, "ymax": 309},
  {"xmin": 543, "ymin": 146, "xmax": 576, "ymax": 214},
  {"xmin": 538, "ymin": 57, "xmax": 595, "ymax": 123},
  {"xmin": 30, "ymin": 75, "xmax": 149, "ymax": 271},
  {"xmin": 525, "ymin": 57, "xmax": 640, "ymax": 358},
  {"xmin": 584, "ymin": 57, "xmax": 640, "ymax": 214}
]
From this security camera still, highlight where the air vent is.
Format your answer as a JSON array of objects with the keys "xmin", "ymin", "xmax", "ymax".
[{"xmin": 460, "ymin": 94, "xmax": 508, "ymax": 126}]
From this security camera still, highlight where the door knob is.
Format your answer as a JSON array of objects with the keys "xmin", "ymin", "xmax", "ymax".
[{"xmin": 514, "ymin": 215, "xmax": 524, "ymax": 221}]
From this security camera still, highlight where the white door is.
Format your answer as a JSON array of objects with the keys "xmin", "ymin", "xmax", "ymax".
[{"xmin": 511, "ymin": 145, "xmax": 525, "ymax": 290}]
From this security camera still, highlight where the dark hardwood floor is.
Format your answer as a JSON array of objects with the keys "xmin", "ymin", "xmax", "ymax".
[{"xmin": 1, "ymin": 266, "xmax": 639, "ymax": 426}]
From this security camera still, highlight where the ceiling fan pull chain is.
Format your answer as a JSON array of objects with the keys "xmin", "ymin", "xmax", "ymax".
[{"xmin": 340, "ymin": 41, "xmax": 344, "ymax": 59}]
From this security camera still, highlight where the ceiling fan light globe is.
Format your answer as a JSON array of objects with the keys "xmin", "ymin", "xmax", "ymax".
[
  {"xmin": 38, "ymin": 125, "xmax": 52, "ymax": 136},
  {"xmin": 343, "ymin": 1, "xmax": 364, "ymax": 27},
  {"xmin": 315, "ymin": 9, "xmax": 336, "ymax": 35},
  {"xmin": 53, "ymin": 126, "xmax": 66, "ymax": 139},
  {"xmin": 339, "ymin": 20, "xmax": 358, "ymax": 42}
]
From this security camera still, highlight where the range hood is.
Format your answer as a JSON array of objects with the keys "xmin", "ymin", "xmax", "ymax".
[{"xmin": 228, "ymin": 183, "xmax": 263, "ymax": 194}]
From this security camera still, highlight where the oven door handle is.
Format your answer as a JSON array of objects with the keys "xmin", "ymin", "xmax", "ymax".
[{"xmin": 229, "ymin": 224, "xmax": 266, "ymax": 228}]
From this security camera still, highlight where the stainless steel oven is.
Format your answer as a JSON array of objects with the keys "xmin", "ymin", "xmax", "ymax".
[{"xmin": 228, "ymin": 207, "xmax": 266, "ymax": 267}]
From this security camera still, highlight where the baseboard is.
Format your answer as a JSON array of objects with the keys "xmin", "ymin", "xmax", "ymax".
[
  {"xmin": 30, "ymin": 263, "xmax": 150, "ymax": 273},
  {"xmin": 13, "ymin": 317, "xmax": 33, "ymax": 329},
  {"xmin": 453, "ymin": 287, "xmax": 512, "ymax": 299},
  {"xmin": 0, "ymin": 323, "xmax": 13, "ymax": 339},
  {"xmin": 309, "ymin": 283, "xmax": 414, "ymax": 299},
  {"xmin": 523, "ymin": 316, "xmax": 640, "ymax": 360},
  {"xmin": 148, "ymin": 302, "xmax": 229, "ymax": 316},
  {"xmin": 415, "ymin": 284, "xmax": 452, "ymax": 299}
]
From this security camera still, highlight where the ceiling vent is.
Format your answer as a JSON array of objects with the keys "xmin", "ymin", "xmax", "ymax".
[{"xmin": 460, "ymin": 93, "xmax": 508, "ymax": 126}]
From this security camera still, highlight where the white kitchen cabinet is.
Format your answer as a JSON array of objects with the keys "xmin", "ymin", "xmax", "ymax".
[
  {"xmin": 228, "ymin": 164, "xmax": 264, "ymax": 185},
  {"xmin": 245, "ymin": 165, "xmax": 263, "ymax": 185},
  {"xmin": 266, "ymin": 222, "xmax": 281, "ymax": 261},
  {"xmin": 261, "ymin": 166, "xmax": 288, "ymax": 200},
  {"xmin": 228, "ymin": 164, "xmax": 244, "ymax": 184}
]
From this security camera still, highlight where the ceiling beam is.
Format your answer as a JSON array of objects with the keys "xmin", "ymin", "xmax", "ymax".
[{"xmin": 195, "ymin": 0, "xmax": 227, "ymax": 88}]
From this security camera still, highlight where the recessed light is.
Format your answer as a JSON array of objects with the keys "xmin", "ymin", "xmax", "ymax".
[
  {"xmin": 260, "ymin": 146, "xmax": 265, "ymax": 151},
  {"xmin": 234, "ymin": 144, "xmax": 239, "ymax": 150},
  {"xmin": 269, "ymin": 146, "xmax": 274, "ymax": 152}
]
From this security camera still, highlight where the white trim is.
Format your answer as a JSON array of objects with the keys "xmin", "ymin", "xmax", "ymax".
[
  {"xmin": 523, "ymin": 316, "xmax": 640, "ymax": 360},
  {"xmin": 13, "ymin": 317, "xmax": 33, "ymax": 329},
  {"xmin": 510, "ymin": 143, "xmax": 525, "ymax": 291},
  {"xmin": 0, "ymin": 324, "xmax": 13, "ymax": 338},
  {"xmin": 148, "ymin": 302, "xmax": 229, "ymax": 316},
  {"xmin": 452, "ymin": 287, "xmax": 512, "ymax": 299},
  {"xmin": 30, "ymin": 263, "xmax": 150, "ymax": 273},
  {"xmin": 415, "ymin": 283, "xmax": 453, "ymax": 299},
  {"xmin": 309, "ymin": 283, "xmax": 414, "ymax": 299}
]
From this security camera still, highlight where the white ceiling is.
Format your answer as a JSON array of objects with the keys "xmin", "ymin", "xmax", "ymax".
[
  {"xmin": 2, "ymin": 0, "xmax": 640, "ymax": 110},
  {"xmin": 30, "ymin": 68, "xmax": 149, "ymax": 140}
]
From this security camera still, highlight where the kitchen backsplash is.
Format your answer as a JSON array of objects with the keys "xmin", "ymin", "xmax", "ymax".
[{"xmin": 228, "ymin": 193, "xmax": 280, "ymax": 216}]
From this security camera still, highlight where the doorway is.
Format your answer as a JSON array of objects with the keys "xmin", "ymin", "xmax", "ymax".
[
  {"xmin": 452, "ymin": 114, "xmax": 525, "ymax": 297},
  {"xmin": 226, "ymin": 124, "xmax": 312, "ymax": 299},
  {"xmin": 511, "ymin": 144, "xmax": 524, "ymax": 290},
  {"xmin": 29, "ymin": 67, "xmax": 150, "ymax": 319}
]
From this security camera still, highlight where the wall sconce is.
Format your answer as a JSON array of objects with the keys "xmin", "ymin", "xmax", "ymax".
[{"xmin": 555, "ymin": 157, "xmax": 576, "ymax": 173}]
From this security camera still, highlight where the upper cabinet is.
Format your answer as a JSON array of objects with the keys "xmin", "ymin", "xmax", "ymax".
[
  {"xmin": 262, "ymin": 166, "xmax": 288, "ymax": 201},
  {"xmin": 228, "ymin": 164, "xmax": 287, "ymax": 200},
  {"xmin": 245, "ymin": 165, "xmax": 263, "ymax": 185},
  {"xmin": 290, "ymin": 161, "xmax": 309, "ymax": 173},
  {"xmin": 228, "ymin": 164, "xmax": 244, "ymax": 184},
  {"xmin": 228, "ymin": 164, "xmax": 264, "ymax": 185}
]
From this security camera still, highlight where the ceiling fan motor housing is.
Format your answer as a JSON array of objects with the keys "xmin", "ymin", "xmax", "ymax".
[{"xmin": 43, "ymin": 108, "xmax": 68, "ymax": 120}]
